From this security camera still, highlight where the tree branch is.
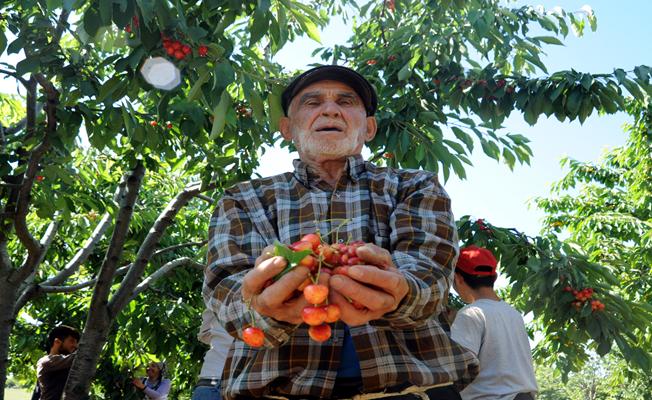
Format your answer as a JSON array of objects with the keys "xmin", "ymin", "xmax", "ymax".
[
  {"xmin": 38, "ymin": 240, "xmax": 206, "ymax": 295},
  {"xmin": 0, "ymin": 240, "xmax": 12, "ymax": 276},
  {"xmin": 12, "ymin": 75, "xmax": 60, "ymax": 283},
  {"xmin": 88, "ymin": 162, "xmax": 145, "ymax": 316},
  {"xmin": 13, "ymin": 214, "xmax": 61, "ymax": 316},
  {"xmin": 5, "ymin": 118, "xmax": 27, "ymax": 136},
  {"xmin": 108, "ymin": 182, "xmax": 212, "ymax": 316},
  {"xmin": 196, "ymin": 194, "xmax": 215, "ymax": 204},
  {"xmin": 127, "ymin": 257, "xmax": 204, "ymax": 302},
  {"xmin": 43, "ymin": 211, "xmax": 113, "ymax": 287},
  {"xmin": 0, "ymin": 69, "xmax": 29, "ymax": 88},
  {"xmin": 53, "ymin": 10, "xmax": 70, "ymax": 42},
  {"xmin": 14, "ymin": 183, "xmax": 124, "ymax": 314},
  {"xmin": 152, "ymin": 240, "xmax": 208, "ymax": 257}
]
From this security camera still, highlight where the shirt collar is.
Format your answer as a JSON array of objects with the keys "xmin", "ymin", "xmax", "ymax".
[{"xmin": 293, "ymin": 154, "xmax": 366, "ymax": 187}]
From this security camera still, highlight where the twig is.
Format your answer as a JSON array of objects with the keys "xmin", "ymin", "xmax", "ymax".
[{"xmin": 127, "ymin": 257, "xmax": 204, "ymax": 302}]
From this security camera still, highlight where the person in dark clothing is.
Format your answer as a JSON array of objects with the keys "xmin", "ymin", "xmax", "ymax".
[{"xmin": 36, "ymin": 325, "xmax": 80, "ymax": 400}]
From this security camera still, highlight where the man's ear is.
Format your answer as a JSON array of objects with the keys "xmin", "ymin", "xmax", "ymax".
[
  {"xmin": 365, "ymin": 116, "xmax": 377, "ymax": 141},
  {"xmin": 279, "ymin": 116, "xmax": 291, "ymax": 141}
]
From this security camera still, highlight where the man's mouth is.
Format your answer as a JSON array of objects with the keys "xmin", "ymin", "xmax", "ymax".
[{"xmin": 315, "ymin": 125, "xmax": 344, "ymax": 133}]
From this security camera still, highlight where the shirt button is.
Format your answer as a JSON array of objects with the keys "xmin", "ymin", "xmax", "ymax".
[{"xmin": 333, "ymin": 191, "xmax": 341, "ymax": 198}]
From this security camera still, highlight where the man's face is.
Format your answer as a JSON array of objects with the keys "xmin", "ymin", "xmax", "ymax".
[
  {"xmin": 57, "ymin": 336, "xmax": 79, "ymax": 355},
  {"xmin": 280, "ymin": 80, "xmax": 377, "ymax": 164}
]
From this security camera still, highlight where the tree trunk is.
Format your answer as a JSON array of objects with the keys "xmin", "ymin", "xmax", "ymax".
[
  {"xmin": 61, "ymin": 308, "xmax": 111, "ymax": 400},
  {"xmin": 61, "ymin": 163, "xmax": 145, "ymax": 399},
  {"xmin": 0, "ymin": 279, "xmax": 19, "ymax": 400}
]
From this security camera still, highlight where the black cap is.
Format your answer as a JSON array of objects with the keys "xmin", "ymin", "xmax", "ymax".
[{"xmin": 281, "ymin": 65, "xmax": 378, "ymax": 116}]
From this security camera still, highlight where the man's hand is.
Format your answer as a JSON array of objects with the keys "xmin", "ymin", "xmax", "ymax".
[
  {"xmin": 329, "ymin": 244, "xmax": 409, "ymax": 326},
  {"xmin": 241, "ymin": 245, "xmax": 313, "ymax": 324}
]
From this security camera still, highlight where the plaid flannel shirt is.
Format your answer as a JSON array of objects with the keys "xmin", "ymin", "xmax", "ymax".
[{"xmin": 204, "ymin": 155, "xmax": 479, "ymax": 399}]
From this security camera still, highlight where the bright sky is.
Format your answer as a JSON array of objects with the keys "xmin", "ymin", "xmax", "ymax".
[{"xmin": 264, "ymin": 0, "xmax": 652, "ymax": 236}]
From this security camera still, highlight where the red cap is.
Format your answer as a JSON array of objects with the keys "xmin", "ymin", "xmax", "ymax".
[{"xmin": 456, "ymin": 246, "xmax": 497, "ymax": 276}]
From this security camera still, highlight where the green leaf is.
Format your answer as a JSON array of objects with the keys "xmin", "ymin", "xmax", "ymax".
[
  {"xmin": 272, "ymin": 241, "xmax": 312, "ymax": 280},
  {"xmin": 0, "ymin": 31, "xmax": 6, "ymax": 54},
  {"xmin": 188, "ymin": 69, "xmax": 211, "ymax": 102},
  {"xmin": 99, "ymin": 0, "xmax": 113, "ymax": 26},
  {"xmin": 268, "ymin": 87, "xmax": 284, "ymax": 134},
  {"xmin": 622, "ymin": 78, "xmax": 645, "ymax": 100},
  {"xmin": 397, "ymin": 63, "xmax": 412, "ymax": 81},
  {"xmin": 209, "ymin": 90, "xmax": 232, "ymax": 140},
  {"xmin": 98, "ymin": 76, "xmax": 125, "ymax": 102},
  {"xmin": 565, "ymin": 89, "xmax": 582, "ymax": 115},
  {"xmin": 451, "ymin": 127, "xmax": 474, "ymax": 151},
  {"xmin": 533, "ymin": 36, "xmax": 564, "ymax": 45},
  {"xmin": 502, "ymin": 148, "xmax": 516, "ymax": 170},
  {"xmin": 16, "ymin": 57, "xmax": 40, "ymax": 76},
  {"xmin": 213, "ymin": 61, "xmax": 235, "ymax": 92},
  {"xmin": 614, "ymin": 68, "xmax": 626, "ymax": 84},
  {"xmin": 580, "ymin": 74, "xmax": 593, "ymax": 90},
  {"xmin": 83, "ymin": 6, "xmax": 102, "ymax": 38},
  {"xmin": 247, "ymin": 88, "xmax": 265, "ymax": 123},
  {"xmin": 292, "ymin": 12, "xmax": 321, "ymax": 43},
  {"xmin": 249, "ymin": 8, "xmax": 269, "ymax": 46}
]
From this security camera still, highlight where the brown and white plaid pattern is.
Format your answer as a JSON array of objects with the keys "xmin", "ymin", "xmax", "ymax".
[{"xmin": 203, "ymin": 155, "xmax": 479, "ymax": 399}]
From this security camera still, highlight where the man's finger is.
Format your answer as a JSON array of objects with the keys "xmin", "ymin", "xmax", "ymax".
[
  {"xmin": 329, "ymin": 290, "xmax": 370, "ymax": 326},
  {"xmin": 329, "ymin": 274, "xmax": 396, "ymax": 312},
  {"xmin": 242, "ymin": 256, "xmax": 287, "ymax": 299},
  {"xmin": 346, "ymin": 265, "xmax": 404, "ymax": 295},
  {"xmin": 355, "ymin": 244, "xmax": 394, "ymax": 269},
  {"xmin": 254, "ymin": 245, "xmax": 277, "ymax": 267},
  {"xmin": 257, "ymin": 265, "xmax": 310, "ymax": 309}
]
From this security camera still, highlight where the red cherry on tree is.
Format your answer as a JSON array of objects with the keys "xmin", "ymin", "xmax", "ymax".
[
  {"xmin": 150, "ymin": 121, "xmax": 158, "ymax": 127},
  {"xmin": 198, "ymin": 45, "xmax": 209, "ymax": 57},
  {"xmin": 366, "ymin": 59, "xmax": 377, "ymax": 65},
  {"xmin": 35, "ymin": 175, "xmax": 45, "ymax": 182}
]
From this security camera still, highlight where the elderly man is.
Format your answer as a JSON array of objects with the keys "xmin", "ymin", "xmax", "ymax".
[{"xmin": 204, "ymin": 65, "xmax": 478, "ymax": 400}]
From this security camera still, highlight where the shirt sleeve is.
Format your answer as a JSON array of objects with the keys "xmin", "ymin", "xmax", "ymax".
[
  {"xmin": 379, "ymin": 172, "xmax": 459, "ymax": 328},
  {"xmin": 450, "ymin": 307, "xmax": 484, "ymax": 356},
  {"xmin": 143, "ymin": 379, "xmax": 171, "ymax": 399},
  {"xmin": 36, "ymin": 353, "xmax": 75, "ymax": 375},
  {"xmin": 202, "ymin": 193, "xmax": 299, "ymax": 347}
]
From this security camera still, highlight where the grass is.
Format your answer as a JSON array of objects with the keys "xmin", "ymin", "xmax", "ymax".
[{"xmin": 4, "ymin": 388, "xmax": 31, "ymax": 400}]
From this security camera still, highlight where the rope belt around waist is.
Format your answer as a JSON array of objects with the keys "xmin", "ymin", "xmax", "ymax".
[{"xmin": 263, "ymin": 382, "xmax": 454, "ymax": 400}]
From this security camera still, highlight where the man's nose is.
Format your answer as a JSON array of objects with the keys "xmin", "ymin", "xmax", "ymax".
[{"xmin": 320, "ymin": 100, "xmax": 341, "ymax": 117}]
